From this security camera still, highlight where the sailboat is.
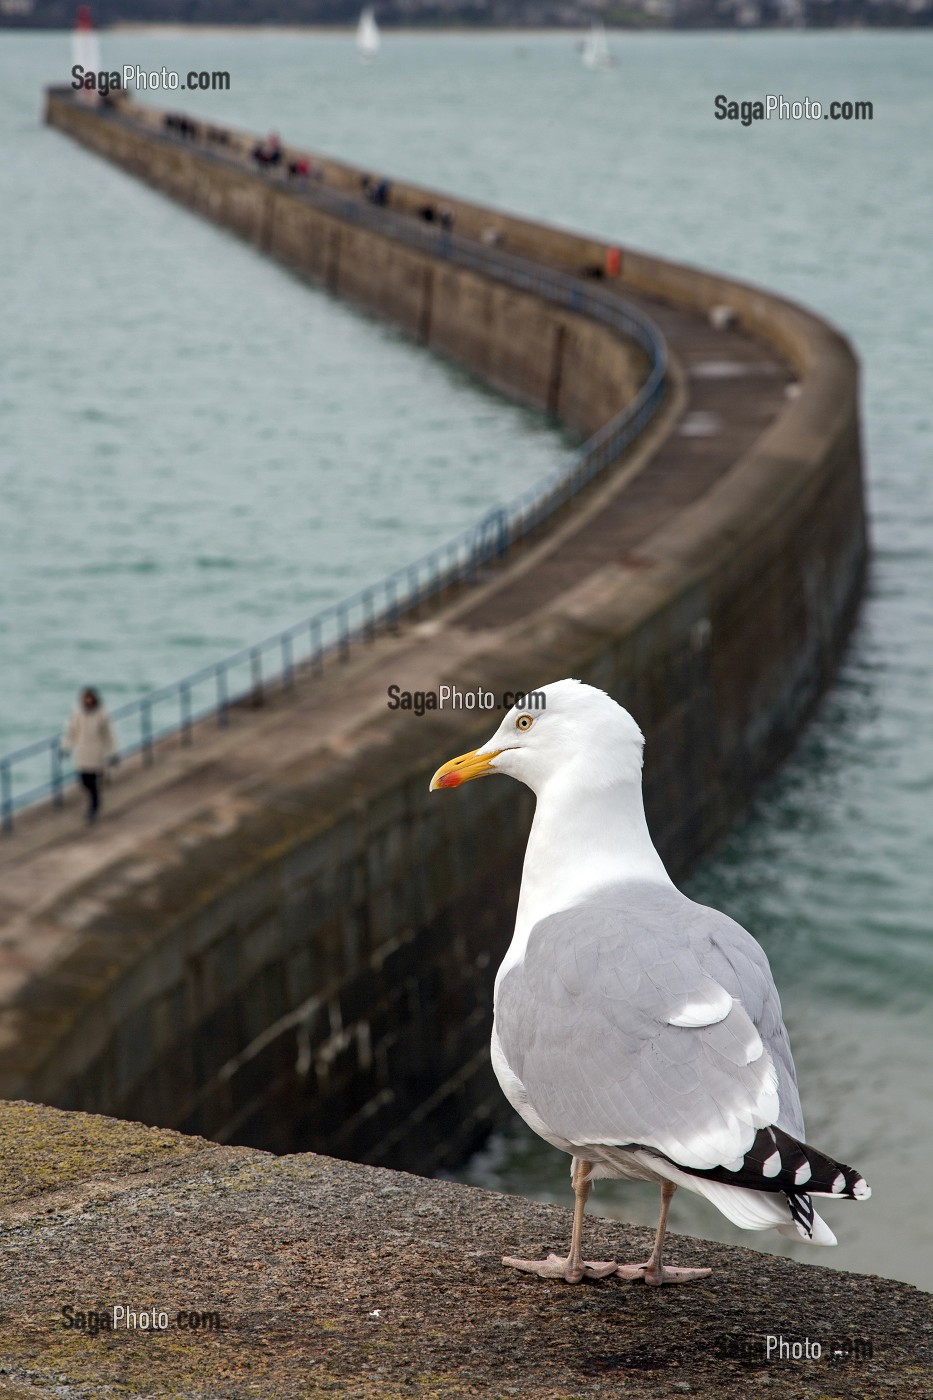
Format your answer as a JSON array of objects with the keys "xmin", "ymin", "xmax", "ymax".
[
  {"xmin": 356, "ymin": 7, "xmax": 380, "ymax": 61},
  {"xmin": 581, "ymin": 21, "xmax": 615, "ymax": 70}
]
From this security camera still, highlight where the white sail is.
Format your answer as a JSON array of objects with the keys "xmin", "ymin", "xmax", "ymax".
[
  {"xmin": 582, "ymin": 21, "xmax": 613, "ymax": 70},
  {"xmin": 356, "ymin": 8, "xmax": 380, "ymax": 60}
]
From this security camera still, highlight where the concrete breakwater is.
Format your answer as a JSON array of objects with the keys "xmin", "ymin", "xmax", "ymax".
[
  {"xmin": 0, "ymin": 91, "xmax": 867, "ymax": 1175},
  {"xmin": 45, "ymin": 92, "xmax": 650, "ymax": 439}
]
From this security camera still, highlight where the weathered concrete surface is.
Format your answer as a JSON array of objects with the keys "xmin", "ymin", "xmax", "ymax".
[{"xmin": 0, "ymin": 1102, "xmax": 928, "ymax": 1399}]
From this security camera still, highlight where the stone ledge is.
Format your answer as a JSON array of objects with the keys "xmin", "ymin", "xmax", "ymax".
[{"xmin": 0, "ymin": 1101, "xmax": 928, "ymax": 1398}]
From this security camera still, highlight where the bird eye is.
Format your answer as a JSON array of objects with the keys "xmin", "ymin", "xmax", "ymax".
[{"xmin": 515, "ymin": 714, "xmax": 534, "ymax": 731}]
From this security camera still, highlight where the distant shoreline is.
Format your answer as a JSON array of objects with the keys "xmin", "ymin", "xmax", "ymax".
[
  {"xmin": 109, "ymin": 23, "xmax": 598, "ymax": 33},
  {"xmin": 4, "ymin": 21, "xmax": 926, "ymax": 35}
]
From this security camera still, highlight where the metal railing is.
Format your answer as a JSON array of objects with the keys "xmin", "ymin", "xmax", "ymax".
[{"xmin": 2, "ymin": 101, "xmax": 668, "ymax": 832}]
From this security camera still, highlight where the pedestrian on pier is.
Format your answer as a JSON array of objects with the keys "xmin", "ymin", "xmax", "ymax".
[
  {"xmin": 252, "ymin": 132, "xmax": 282, "ymax": 168},
  {"xmin": 61, "ymin": 689, "xmax": 118, "ymax": 825}
]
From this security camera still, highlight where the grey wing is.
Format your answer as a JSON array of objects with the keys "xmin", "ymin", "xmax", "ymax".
[
  {"xmin": 495, "ymin": 893, "xmax": 786, "ymax": 1173},
  {"xmin": 680, "ymin": 896, "xmax": 804, "ymax": 1139}
]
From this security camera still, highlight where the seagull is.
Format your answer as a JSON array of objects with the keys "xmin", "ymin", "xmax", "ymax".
[{"xmin": 430, "ymin": 679, "xmax": 870, "ymax": 1285}]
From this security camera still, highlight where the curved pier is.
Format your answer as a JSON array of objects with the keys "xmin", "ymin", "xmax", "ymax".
[{"xmin": 0, "ymin": 91, "xmax": 867, "ymax": 1173}]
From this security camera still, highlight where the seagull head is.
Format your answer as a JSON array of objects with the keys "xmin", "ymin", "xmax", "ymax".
[{"xmin": 429, "ymin": 678, "xmax": 645, "ymax": 798}]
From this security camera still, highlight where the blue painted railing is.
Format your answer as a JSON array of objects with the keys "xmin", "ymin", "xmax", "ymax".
[{"xmin": 1, "ymin": 108, "xmax": 667, "ymax": 831}]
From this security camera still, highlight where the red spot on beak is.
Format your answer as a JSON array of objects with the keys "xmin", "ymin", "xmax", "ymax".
[{"xmin": 435, "ymin": 771, "xmax": 462, "ymax": 788}]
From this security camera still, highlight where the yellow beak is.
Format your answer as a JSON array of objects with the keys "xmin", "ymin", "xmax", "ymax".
[{"xmin": 430, "ymin": 747, "xmax": 503, "ymax": 791}]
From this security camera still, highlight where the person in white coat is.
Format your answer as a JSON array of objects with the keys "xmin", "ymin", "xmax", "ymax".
[{"xmin": 61, "ymin": 688, "xmax": 118, "ymax": 823}]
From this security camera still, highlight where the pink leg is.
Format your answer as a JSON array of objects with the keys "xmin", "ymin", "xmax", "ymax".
[
  {"xmin": 615, "ymin": 1182, "xmax": 712, "ymax": 1285},
  {"xmin": 503, "ymin": 1158, "xmax": 618, "ymax": 1284}
]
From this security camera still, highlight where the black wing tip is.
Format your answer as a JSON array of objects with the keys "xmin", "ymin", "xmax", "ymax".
[
  {"xmin": 674, "ymin": 1124, "xmax": 872, "ymax": 1200},
  {"xmin": 786, "ymin": 1190, "xmax": 815, "ymax": 1238},
  {"xmin": 822, "ymin": 1163, "xmax": 872, "ymax": 1201}
]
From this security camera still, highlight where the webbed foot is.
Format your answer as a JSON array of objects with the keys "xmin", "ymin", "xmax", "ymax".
[
  {"xmin": 615, "ymin": 1260, "xmax": 711, "ymax": 1286},
  {"xmin": 503, "ymin": 1252, "xmax": 619, "ymax": 1283}
]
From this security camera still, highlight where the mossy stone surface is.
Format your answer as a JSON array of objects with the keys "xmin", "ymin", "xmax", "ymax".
[{"xmin": 0, "ymin": 1101, "xmax": 930, "ymax": 1397}]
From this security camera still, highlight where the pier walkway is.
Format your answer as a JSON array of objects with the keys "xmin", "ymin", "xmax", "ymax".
[
  {"xmin": 0, "ymin": 286, "xmax": 787, "ymax": 1022},
  {"xmin": 0, "ymin": 93, "xmax": 863, "ymax": 1170}
]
